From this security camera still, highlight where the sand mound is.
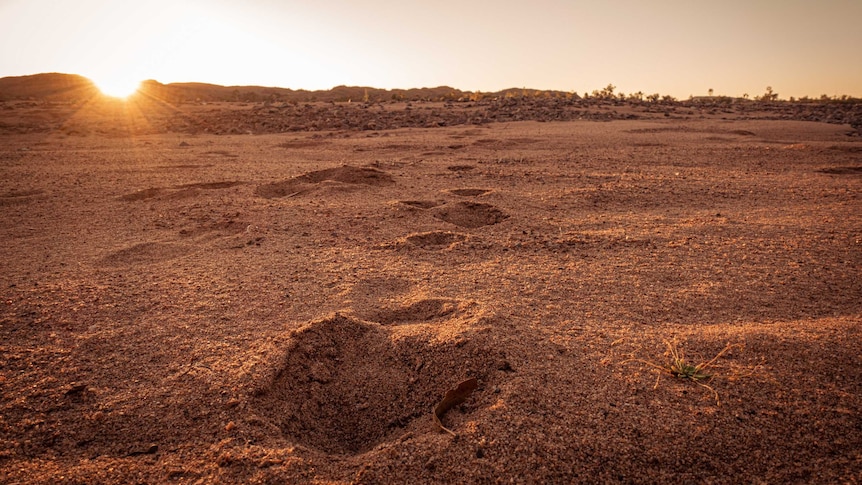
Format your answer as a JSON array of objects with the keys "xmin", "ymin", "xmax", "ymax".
[
  {"xmin": 255, "ymin": 165, "xmax": 394, "ymax": 198},
  {"xmin": 299, "ymin": 166, "xmax": 394, "ymax": 186}
]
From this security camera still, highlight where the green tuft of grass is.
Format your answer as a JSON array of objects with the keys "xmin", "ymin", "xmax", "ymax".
[
  {"xmin": 625, "ymin": 340, "xmax": 740, "ymax": 405},
  {"xmin": 666, "ymin": 341, "xmax": 717, "ymax": 381}
]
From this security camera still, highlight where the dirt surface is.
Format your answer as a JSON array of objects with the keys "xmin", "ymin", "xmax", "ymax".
[{"xmin": 1, "ymin": 101, "xmax": 861, "ymax": 483}]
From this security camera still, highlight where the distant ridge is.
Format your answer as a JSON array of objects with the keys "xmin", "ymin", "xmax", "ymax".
[
  {"xmin": 136, "ymin": 80, "xmax": 468, "ymax": 104},
  {"xmin": 0, "ymin": 73, "xmax": 100, "ymax": 101},
  {"xmin": 0, "ymin": 72, "xmax": 477, "ymax": 103}
]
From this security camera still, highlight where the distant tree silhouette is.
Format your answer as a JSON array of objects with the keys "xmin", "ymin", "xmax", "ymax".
[{"xmin": 758, "ymin": 86, "xmax": 778, "ymax": 102}]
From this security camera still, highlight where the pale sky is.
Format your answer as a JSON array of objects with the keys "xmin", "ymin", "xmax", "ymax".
[{"xmin": 1, "ymin": 0, "xmax": 860, "ymax": 99}]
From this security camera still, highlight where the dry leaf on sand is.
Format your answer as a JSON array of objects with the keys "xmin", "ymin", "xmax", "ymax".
[{"xmin": 433, "ymin": 377, "xmax": 478, "ymax": 436}]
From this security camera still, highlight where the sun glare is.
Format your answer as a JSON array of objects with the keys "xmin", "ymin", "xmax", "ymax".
[{"xmin": 94, "ymin": 77, "xmax": 142, "ymax": 99}]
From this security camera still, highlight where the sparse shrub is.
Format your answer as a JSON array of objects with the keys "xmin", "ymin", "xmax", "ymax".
[
  {"xmin": 601, "ymin": 83, "xmax": 616, "ymax": 99},
  {"xmin": 756, "ymin": 86, "xmax": 779, "ymax": 102}
]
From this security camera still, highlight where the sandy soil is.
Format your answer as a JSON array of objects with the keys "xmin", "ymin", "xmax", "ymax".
[{"xmin": 1, "ymin": 102, "xmax": 861, "ymax": 483}]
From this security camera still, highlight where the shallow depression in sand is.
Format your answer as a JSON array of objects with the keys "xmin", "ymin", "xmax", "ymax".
[
  {"xmin": 366, "ymin": 298, "xmax": 461, "ymax": 325},
  {"xmin": 252, "ymin": 313, "xmax": 504, "ymax": 455},
  {"xmin": 432, "ymin": 201, "xmax": 508, "ymax": 228}
]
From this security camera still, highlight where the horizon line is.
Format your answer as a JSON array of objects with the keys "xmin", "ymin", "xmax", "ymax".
[{"xmin": 2, "ymin": 71, "xmax": 861, "ymax": 101}]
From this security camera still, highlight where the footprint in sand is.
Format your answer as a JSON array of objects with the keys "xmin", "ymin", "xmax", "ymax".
[
  {"xmin": 404, "ymin": 231, "xmax": 467, "ymax": 249},
  {"xmin": 446, "ymin": 188, "xmax": 492, "ymax": 197},
  {"xmin": 99, "ymin": 242, "xmax": 190, "ymax": 266},
  {"xmin": 446, "ymin": 165, "xmax": 476, "ymax": 172},
  {"xmin": 817, "ymin": 166, "xmax": 862, "ymax": 175},
  {"xmin": 250, "ymin": 311, "xmax": 507, "ymax": 455},
  {"xmin": 118, "ymin": 181, "xmax": 243, "ymax": 201},
  {"xmin": 432, "ymin": 201, "xmax": 508, "ymax": 228},
  {"xmin": 364, "ymin": 298, "xmax": 464, "ymax": 325},
  {"xmin": 398, "ymin": 200, "xmax": 444, "ymax": 209},
  {"xmin": 0, "ymin": 189, "xmax": 44, "ymax": 206},
  {"xmin": 178, "ymin": 216, "xmax": 250, "ymax": 240}
]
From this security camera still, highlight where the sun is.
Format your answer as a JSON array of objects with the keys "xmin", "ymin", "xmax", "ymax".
[{"xmin": 94, "ymin": 76, "xmax": 142, "ymax": 99}]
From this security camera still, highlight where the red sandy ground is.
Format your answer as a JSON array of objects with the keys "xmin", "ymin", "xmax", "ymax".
[{"xmin": 1, "ymin": 99, "xmax": 861, "ymax": 483}]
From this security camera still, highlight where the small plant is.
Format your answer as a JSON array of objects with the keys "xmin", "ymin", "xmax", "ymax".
[
  {"xmin": 665, "ymin": 341, "xmax": 726, "ymax": 380},
  {"xmin": 625, "ymin": 340, "xmax": 740, "ymax": 405}
]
